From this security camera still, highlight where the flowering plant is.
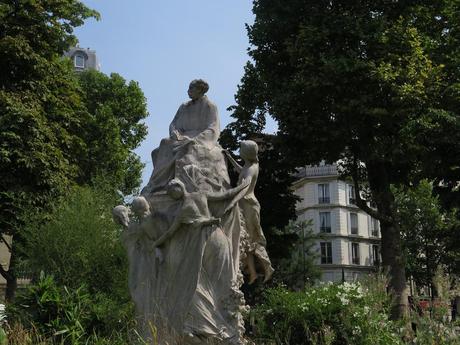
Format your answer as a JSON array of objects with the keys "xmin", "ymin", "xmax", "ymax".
[{"xmin": 251, "ymin": 276, "xmax": 403, "ymax": 345}]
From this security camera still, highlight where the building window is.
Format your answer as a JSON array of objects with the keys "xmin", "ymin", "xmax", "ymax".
[
  {"xmin": 348, "ymin": 185, "xmax": 356, "ymax": 205},
  {"xmin": 74, "ymin": 54, "xmax": 85, "ymax": 68},
  {"xmin": 320, "ymin": 242, "xmax": 332, "ymax": 264},
  {"xmin": 319, "ymin": 212, "xmax": 331, "ymax": 233},
  {"xmin": 370, "ymin": 218, "xmax": 379, "ymax": 237},
  {"xmin": 350, "ymin": 213, "xmax": 358, "ymax": 235},
  {"xmin": 372, "ymin": 245, "xmax": 380, "ymax": 266},
  {"xmin": 351, "ymin": 242, "xmax": 360, "ymax": 265},
  {"xmin": 318, "ymin": 183, "xmax": 330, "ymax": 204}
]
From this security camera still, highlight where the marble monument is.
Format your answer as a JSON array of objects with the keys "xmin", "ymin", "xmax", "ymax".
[{"xmin": 113, "ymin": 80, "xmax": 273, "ymax": 344}]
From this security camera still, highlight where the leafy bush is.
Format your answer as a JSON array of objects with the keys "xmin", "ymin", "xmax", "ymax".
[
  {"xmin": 251, "ymin": 276, "xmax": 403, "ymax": 345},
  {"xmin": 407, "ymin": 268, "xmax": 460, "ymax": 345},
  {"xmin": 409, "ymin": 315, "xmax": 460, "ymax": 345},
  {"xmin": 9, "ymin": 274, "xmax": 92, "ymax": 343},
  {"xmin": 10, "ymin": 184, "xmax": 135, "ymax": 342},
  {"xmin": 7, "ymin": 274, "xmax": 136, "ymax": 344},
  {"xmin": 21, "ymin": 184, "xmax": 127, "ymax": 295}
]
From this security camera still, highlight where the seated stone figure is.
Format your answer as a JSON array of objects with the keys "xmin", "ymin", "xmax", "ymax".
[{"xmin": 143, "ymin": 79, "xmax": 229, "ymax": 194}]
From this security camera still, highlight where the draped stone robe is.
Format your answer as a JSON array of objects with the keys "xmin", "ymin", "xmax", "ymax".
[
  {"xmin": 143, "ymin": 96, "xmax": 227, "ymax": 194},
  {"xmin": 132, "ymin": 94, "xmax": 246, "ymax": 344}
]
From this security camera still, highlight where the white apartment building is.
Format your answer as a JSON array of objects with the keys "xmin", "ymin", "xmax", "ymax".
[{"xmin": 293, "ymin": 163, "xmax": 381, "ymax": 282}]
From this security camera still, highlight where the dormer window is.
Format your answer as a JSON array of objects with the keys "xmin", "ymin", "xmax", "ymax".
[{"xmin": 74, "ymin": 54, "xmax": 85, "ymax": 68}]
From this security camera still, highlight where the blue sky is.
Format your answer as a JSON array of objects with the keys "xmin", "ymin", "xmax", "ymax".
[{"xmin": 74, "ymin": 1, "xmax": 270, "ymax": 187}]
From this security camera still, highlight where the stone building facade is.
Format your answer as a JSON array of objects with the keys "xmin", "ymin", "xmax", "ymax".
[{"xmin": 293, "ymin": 163, "xmax": 381, "ymax": 282}]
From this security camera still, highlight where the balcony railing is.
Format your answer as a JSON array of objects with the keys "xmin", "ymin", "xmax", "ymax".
[
  {"xmin": 320, "ymin": 226, "xmax": 331, "ymax": 233},
  {"xmin": 304, "ymin": 165, "xmax": 338, "ymax": 177},
  {"xmin": 321, "ymin": 257, "xmax": 333, "ymax": 264},
  {"xmin": 318, "ymin": 197, "xmax": 330, "ymax": 204}
]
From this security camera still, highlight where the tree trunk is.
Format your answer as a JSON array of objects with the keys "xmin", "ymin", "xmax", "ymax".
[
  {"xmin": 5, "ymin": 275, "xmax": 17, "ymax": 303},
  {"xmin": 379, "ymin": 219, "xmax": 409, "ymax": 319},
  {"xmin": 5, "ymin": 242, "xmax": 17, "ymax": 302},
  {"xmin": 367, "ymin": 162, "xmax": 409, "ymax": 320}
]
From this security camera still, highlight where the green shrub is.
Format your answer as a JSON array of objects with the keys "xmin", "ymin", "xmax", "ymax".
[
  {"xmin": 251, "ymin": 276, "xmax": 403, "ymax": 345},
  {"xmin": 9, "ymin": 274, "xmax": 92, "ymax": 343},
  {"xmin": 7, "ymin": 274, "xmax": 136, "ymax": 344},
  {"xmin": 12, "ymin": 184, "xmax": 135, "ymax": 342},
  {"xmin": 21, "ymin": 184, "xmax": 127, "ymax": 296},
  {"xmin": 0, "ymin": 327, "xmax": 6, "ymax": 345},
  {"xmin": 409, "ymin": 315, "xmax": 460, "ymax": 345}
]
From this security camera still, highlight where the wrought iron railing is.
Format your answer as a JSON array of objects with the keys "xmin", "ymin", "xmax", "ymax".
[{"xmin": 318, "ymin": 197, "xmax": 330, "ymax": 204}]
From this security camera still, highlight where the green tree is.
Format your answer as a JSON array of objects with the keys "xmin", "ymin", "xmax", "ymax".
[
  {"xmin": 0, "ymin": 1, "xmax": 149, "ymax": 301},
  {"xmin": 275, "ymin": 220, "xmax": 321, "ymax": 289},
  {"xmin": 230, "ymin": 1, "xmax": 460, "ymax": 318},
  {"xmin": 77, "ymin": 70, "xmax": 148, "ymax": 195},
  {"xmin": 0, "ymin": 0, "xmax": 98, "ymax": 300},
  {"xmin": 394, "ymin": 180, "xmax": 459, "ymax": 291}
]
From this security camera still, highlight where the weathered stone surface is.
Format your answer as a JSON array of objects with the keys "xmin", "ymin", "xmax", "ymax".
[{"xmin": 113, "ymin": 80, "xmax": 272, "ymax": 344}]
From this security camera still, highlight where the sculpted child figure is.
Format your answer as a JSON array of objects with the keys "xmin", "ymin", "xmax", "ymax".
[
  {"xmin": 112, "ymin": 197, "xmax": 159, "ymax": 330},
  {"xmin": 224, "ymin": 140, "xmax": 274, "ymax": 284},
  {"xmin": 150, "ymin": 179, "xmax": 221, "ymax": 249},
  {"xmin": 151, "ymin": 178, "xmax": 249, "ymax": 249}
]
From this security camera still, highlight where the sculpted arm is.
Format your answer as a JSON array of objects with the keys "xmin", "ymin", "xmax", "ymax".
[
  {"xmin": 207, "ymin": 180, "xmax": 250, "ymax": 201},
  {"xmin": 223, "ymin": 151, "xmax": 242, "ymax": 173},
  {"xmin": 151, "ymin": 216, "xmax": 182, "ymax": 248}
]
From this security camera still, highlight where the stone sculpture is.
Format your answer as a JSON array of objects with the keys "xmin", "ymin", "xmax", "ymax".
[
  {"xmin": 224, "ymin": 141, "xmax": 274, "ymax": 284},
  {"xmin": 113, "ymin": 80, "xmax": 272, "ymax": 345}
]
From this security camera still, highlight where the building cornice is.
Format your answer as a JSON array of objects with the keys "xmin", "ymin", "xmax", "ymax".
[
  {"xmin": 292, "ymin": 175, "xmax": 339, "ymax": 188},
  {"xmin": 296, "ymin": 203, "xmax": 362, "ymax": 213},
  {"xmin": 317, "ymin": 233, "xmax": 381, "ymax": 242},
  {"xmin": 318, "ymin": 264, "xmax": 378, "ymax": 271}
]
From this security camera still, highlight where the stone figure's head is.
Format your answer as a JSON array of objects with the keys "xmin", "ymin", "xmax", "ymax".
[
  {"xmin": 188, "ymin": 79, "xmax": 209, "ymax": 100},
  {"xmin": 167, "ymin": 179, "xmax": 186, "ymax": 200},
  {"xmin": 240, "ymin": 140, "xmax": 259, "ymax": 163},
  {"xmin": 131, "ymin": 196, "xmax": 150, "ymax": 218},
  {"xmin": 112, "ymin": 205, "xmax": 130, "ymax": 228}
]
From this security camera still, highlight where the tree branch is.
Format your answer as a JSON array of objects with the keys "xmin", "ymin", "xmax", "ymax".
[
  {"xmin": 0, "ymin": 262, "xmax": 12, "ymax": 282},
  {"xmin": 350, "ymin": 157, "xmax": 392, "ymax": 223},
  {"xmin": 0, "ymin": 235, "xmax": 11, "ymax": 252}
]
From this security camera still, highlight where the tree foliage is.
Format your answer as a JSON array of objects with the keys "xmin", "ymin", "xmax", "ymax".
[
  {"xmin": 230, "ymin": 0, "xmax": 460, "ymax": 318},
  {"xmin": 77, "ymin": 70, "xmax": 148, "ymax": 194},
  {"xmin": 0, "ymin": 0, "xmax": 148, "ymax": 299},
  {"xmin": 274, "ymin": 220, "xmax": 321, "ymax": 289},
  {"xmin": 0, "ymin": 2, "xmax": 98, "ymax": 298},
  {"xmin": 394, "ymin": 180, "xmax": 459, "ymax": 290}
]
